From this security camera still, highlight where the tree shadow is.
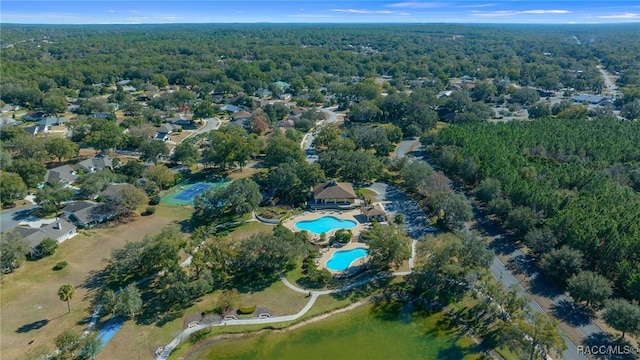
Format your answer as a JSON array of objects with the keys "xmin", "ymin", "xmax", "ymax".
[
  {"xmin": 16, "ymin": 319, "xmax": 49, "ymax": 333},
  {"xmin": 80, "ymin": 269, "xmax": 106, "ymax": 293},
  {"xmin": 551, "ymin": 299, "xmax": 594, "ymax": 327},
  {"xmin": 487, "ymin": 235, "xmax": 518, "ymax": 256},
  {"xmin": 528, "ymin": 271, "xmax": 563, "ymax": 299},
  {"xmin": 582, "ymin": 332, "xmax": 637, "ymax": 360}
]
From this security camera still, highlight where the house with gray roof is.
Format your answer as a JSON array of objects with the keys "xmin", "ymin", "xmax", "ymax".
[
  {"xmin": 45, "ymin": 165, "xmax": 78, "ymax": 185},
  {"xmin": 76, "ymin": 155, "xmax": 113, "ymax": 173},
  {"xmin": 13, "ymin": 218, "xmax": 77, "ymax": 258},
  {"xmin": 571, "ymin": 94, "xmax": 611, "ymax": 105},
  {"xmin": 62, "ymin": 201, "xmax": 115, "ymax": 228}
]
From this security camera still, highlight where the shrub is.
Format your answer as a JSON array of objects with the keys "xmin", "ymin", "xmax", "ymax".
[
  {"xmin": 394, "ymin": 214, "xmax": 404, "ymax": 224},
  {"xmin": 95, "ymin": 195, "xmax": 106, "ymax": 203},
  {"xmin": 237, "ymin": 305, "xmax": 256, "ymax": 315},
  {"xmin": 142, "ymin": 206, "xmax": 156, "ymax": 216},
  {"xmin": 37, "ymin": 238, "xmax": 58, "ymax": 257},
  {"xmin": 53, "ymin": 261, "xmax": 67, "ymax": 271},
  {"xmin": 333, "ymin": 229, "xmax": 352, "ymax": 244},
  {"xmin": 188, "ymin": 328, "xmax": 211, "ymax": 344},
  {"xmin": 149, "ymin": 195, "xmax": 161, "ymax": 205}
]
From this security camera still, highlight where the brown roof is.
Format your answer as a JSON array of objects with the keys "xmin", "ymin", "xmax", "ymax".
[
  {"xmin": 313, "ymin": 180, "xmax": 356, "ymax": 200},
  {"xmin": 232, "ymin": 111, "xmax": 251, "ymax": 120},
  {"xmin": 361, "ymin": 205, "xmax": 386, "ymax": 217}
]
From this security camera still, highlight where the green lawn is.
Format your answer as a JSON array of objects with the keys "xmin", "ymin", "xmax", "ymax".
[{"xmin": 187, "ymin": 302, "xmax": 482, "ymax": 360}]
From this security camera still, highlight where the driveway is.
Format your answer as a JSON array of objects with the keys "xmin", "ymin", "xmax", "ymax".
[
  {"xmin": 302, "ymin": 106, "xmax": 340, "ymax": 163},
  {"xmin": 0, "ymin": 204, "xmax": 39, "ymax": 233}
]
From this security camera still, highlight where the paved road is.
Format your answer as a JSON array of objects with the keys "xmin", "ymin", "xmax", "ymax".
[
  {"xmin": 190, "ymin": 117, "xmax": 220, "ymax": 137},
  {"xmin": 394, "ymin": 140, "xmax": 593, "ymax": 360},
  {"xmin": 302, "ymin": 106, "xmax": 340, "ymax": 163},
  {"xmin": 0, "ymin": 204, "xmax": 39, "ymax": 233}
]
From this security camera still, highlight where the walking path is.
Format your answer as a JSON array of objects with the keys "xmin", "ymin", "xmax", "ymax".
[{"xmin": 156, "ymin": 268, "xmax": 414, "ymax": 359}]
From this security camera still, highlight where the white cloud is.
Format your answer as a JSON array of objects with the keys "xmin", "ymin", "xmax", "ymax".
[
  {"xmin": 386, "ymin": 2, "xmax": 445, "ymax": 9},
  {"xmin": 472, "ymin": 9, "xmax": 569, "ymax": 17},
  {"xmin": 598, "ymin": 13, "xmax": 640, "ymax": 19},
  {"xmin": 331, "ymin": 9, "xmax": 410, "ymax": 15},
  {"xmin": 107, "ymin": 10, "xmax": 115, "ymax": 13},
  {"xmin": 521, "ymin": 10, "xmax": 569, "ymax": 14}
]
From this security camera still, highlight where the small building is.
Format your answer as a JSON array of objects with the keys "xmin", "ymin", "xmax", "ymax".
[
  {"xmin": 62, "ymin": 201, "xmax": 114, "ymax": 228},
  {"xmin": 360, "ymin": 204, "xmax": 386, "ymax": 222},
  {"xmin": 273, "ymin": 81, "xmax": 291, "ymax": 91},
  {"xmin": 22, "ymin": 111, "xmax": 48, "ymax": 122},
  {"xmin": 23, "ymin": 125, "xmax": 41, "ymax": 136},
  {"xmin": 232, "ymin": 111, "xmax": 251, "ymax": 121},
  {"xmin": 14, "ymin": 218, "xmax": 77, "ymax": 258},
  {"xmin": 254, "ymin": 88, "xmax": 272, "ymax": 98},
  {"xmin": 37, "ymin": 116, "xmax": 67, "ymax": 128},
  {"xmin": 220, "ymin": 104, "xmax": 241, "ymax": 113},
  {"xmin": 89, "ymin": 112, "xmax": 115, "ymax": 120},
  {"xmin": 45, "ymin": 165, "xmax": 78, "ymax": 185},
  {"xmin": 76, "ymin": 155, "xmax": 113, "ymax": 173},
  {"xmin": 571, "ymin": 94, "xmax": 611, "ymax": 105},
  {"xmin": 312, "ymin": 180, "xmax": 357, "ymax": 206}
]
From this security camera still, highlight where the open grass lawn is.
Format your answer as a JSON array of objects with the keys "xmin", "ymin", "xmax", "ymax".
[
  {"xmin": 226, "ymin": 221, "xmax": 275, "ymax": 241},
  {"xmin": 188, "ymin": 302, "xmax": 481, "ymax": 360},
  {"xmin": 0, "ymin": 205, "xmax": 192, "ymax": 360}
]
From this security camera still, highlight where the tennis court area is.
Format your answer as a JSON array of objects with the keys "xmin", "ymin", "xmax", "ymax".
[{"xmin": 162, "ymin": 181, "xmax": 227, "ymax": 205}]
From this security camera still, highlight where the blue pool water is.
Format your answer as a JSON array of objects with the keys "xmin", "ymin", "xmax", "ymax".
[
  {"xmin": 294, "ymin": 216, "xmax": 357, "ymax": 235},
  {"xmin": 96, "ymin": 317, "xmax": 124, "ymax": 349},
  {"xmin": 326, "ymin": 248, "xmax": 369, "ymax": 271}
]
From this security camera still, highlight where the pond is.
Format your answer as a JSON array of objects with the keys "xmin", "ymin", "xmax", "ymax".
[{"xmin": 190, "ymin": 302, "xmax": 480, "ymax": 360}]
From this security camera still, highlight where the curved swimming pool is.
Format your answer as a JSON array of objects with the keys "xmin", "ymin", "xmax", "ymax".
[
  {"xmin": 294, "ymin": 216, "xmax": 357, "ymax": 235},
  {"xmin": 326, "ymin": 248, "xmax": 369, "ymax": 271}
]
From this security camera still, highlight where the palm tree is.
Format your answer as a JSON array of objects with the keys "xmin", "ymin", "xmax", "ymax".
[{"xmin": 58, "ymin": 284, "xmax": 76, "ymax": 313}]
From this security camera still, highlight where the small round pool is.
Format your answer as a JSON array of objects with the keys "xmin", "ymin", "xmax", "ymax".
[
  {"xmin": 295, "ymin": 216, "xmax": 357, "ymax": 235},
  {"xmin": 326, "ymin": 248, "xmax": 369, "ymax": 271}
]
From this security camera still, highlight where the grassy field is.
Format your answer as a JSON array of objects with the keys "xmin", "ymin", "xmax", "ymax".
[
  {"xmin": 187, "ymin": 302, "xmax": 482, "ymax": 360},
  {"xmin": 0, "ymin": 205, "xmax": 192, "ymax": 360}
]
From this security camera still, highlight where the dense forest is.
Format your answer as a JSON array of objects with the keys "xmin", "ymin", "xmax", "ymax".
[{"xmin": 423, "ymin": 119, "xmax": 640, "ymax": 300}]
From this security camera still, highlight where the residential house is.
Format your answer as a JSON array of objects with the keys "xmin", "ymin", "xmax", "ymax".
[
  {"xmin": 0, "ymin": 118, "xmax": 20, "ymax": 128},
  {"xmin": 45, "ymin": 165, "xmax": 78, "ymax": 185},
  {"xmin": 0, "ymin": 104, "xmax": 20, "ymax": 113},
  {"xmin": 229, "ymin": 111, "xmax": 252, "ymax": 129},
  {"xmin": 571, "ymin": 94, "xmax": 611, "ymax": 105},
  {"xmin": 220, "ymin": 104, "xmax": 241, "ymax": 113},
  {"xmin": 121, "ymin": 85, "xmax": 136, "ymax": 92},
  {"xmin": 23, "ymin": 125, "xmax": 41, "ymax": 136},
  {"xmin": 273, "ymin": 81, "xmax": 291, "ymax": 92},
  {"xmin": 62, "ymin": 201, "xmax": 114, "ymax": 228},
  {"xmin": 89, "ymin": 112, "xmax": 115, "ymax": 120},
  {"xmin": 37, "ymin": 116, "xmax": 66, "ymax": 128},
  {"xmin": 277, "ymin": 119, "xmax": 295, "ymax": 129},
  {"xmin": 279, "ymin": 93, "xmax": 292, "ymax": 101},
  {"xmin": 22, "ymin": 111, "xmax": 47, "ymax": 122},
  {"xmin": 116, "ymin": 79, "xmax": 131, "ymax": 86},
  {"xmin": 254, "ymin": 88, "xmax": 272, "ymax": 98},
  {"xmin": 153, "ymin": 123, "xmax": 179, "ymax": 142},
  {"xmin": 360, "ymin": 204, "xmax": 386, "ymax": 222},
  {"xmin": 76, "ymin": 155, "xmax": 113, "ymax": 173},
  {"xmin": 13, "ymin": 218, "xmax": 77, "ymax": 258},
  {"xmin": 312, "ymin": 180, "xmax": 357, "ymax": 206}
]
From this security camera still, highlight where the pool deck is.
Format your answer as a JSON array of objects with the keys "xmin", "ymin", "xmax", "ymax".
[{"xmin": 282, "ymin": 209, "xmax": 371, "ymax": 271}]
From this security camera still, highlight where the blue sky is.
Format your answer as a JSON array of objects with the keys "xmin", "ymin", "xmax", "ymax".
[{"xmin": 2, "ymin": 1, "xmax": 640, "ymax": 24}]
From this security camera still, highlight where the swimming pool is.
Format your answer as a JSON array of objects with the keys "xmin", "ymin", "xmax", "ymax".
[
  {"xmin": 326, "ymin": 248, "xmax": 369, "ymax": 271},
  {"xmin": 294, "ymin": 216, "xmax": 357, "ymax": 235}
]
